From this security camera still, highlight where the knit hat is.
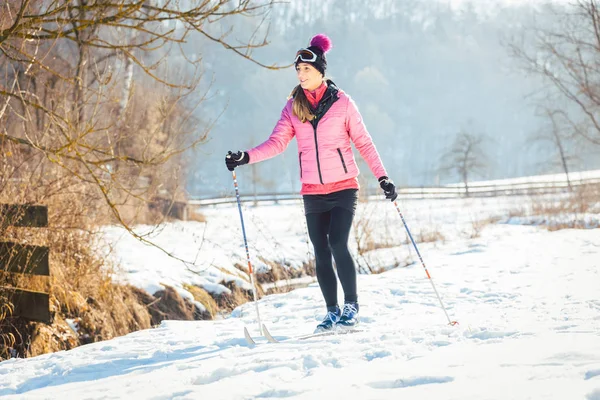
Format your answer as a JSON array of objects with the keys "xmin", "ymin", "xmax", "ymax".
[{"xmin": 295, "ymin": 34, "xmax": 333, "ymax": 76}]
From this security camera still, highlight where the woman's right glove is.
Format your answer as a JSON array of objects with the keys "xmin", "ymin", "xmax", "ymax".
[
  {"xmin": 378, "ymin": 176, "xmax": 398, "ymax": 202},
  {"xmin": 225, "ymin": 151, "xmax": 249, "ymax": 171}
]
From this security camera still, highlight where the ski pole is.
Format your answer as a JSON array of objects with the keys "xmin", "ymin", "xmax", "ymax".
[
  {"xmin": 392, "ymin": 200, "xmax": 458, "ymax": 326},
  {"xmin": 230, "ymin": 167, "xmax": 263, "ymax": 335}
]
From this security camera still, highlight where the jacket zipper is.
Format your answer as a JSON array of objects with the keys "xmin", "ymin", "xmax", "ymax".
[
  {"xmin": 337, "ymin": 148, "xmax": 348, "ymax": 173},
  {"xmin": 312, "ymin": 125, "xmax": 324, "ymax": 184},
  {"xmin": 299, "ymin": 152, "xmax": 303, "ymax": 178}
]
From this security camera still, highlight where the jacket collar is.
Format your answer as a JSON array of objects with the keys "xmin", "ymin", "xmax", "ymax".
[
  {"xmin": 322, "ymin": 79, "xmax": 339, "ymax": 101},
  {"xmin": 310, "ymin": 80, "xmax": 340, "ymax": 126}
]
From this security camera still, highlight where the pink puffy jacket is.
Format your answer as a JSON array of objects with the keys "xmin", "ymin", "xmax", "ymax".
[{"xmin": 247, "ymin": 88, "xmax": 387, "ymax": 185}]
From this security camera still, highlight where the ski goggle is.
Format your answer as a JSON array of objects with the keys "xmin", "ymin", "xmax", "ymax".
[{"xmin": 294, "ymin": 48, "xmax": 318, "ymax": 63}]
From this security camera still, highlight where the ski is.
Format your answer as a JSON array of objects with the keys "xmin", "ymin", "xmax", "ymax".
[
  {"xmin": 295, "ymin": 328, "xmax": 362, "ymax": 341},
  {"xmin": 244, "ymin": 324, "xmax": 362, "ymax": 346},
  {"xmin": 243, "ymin": 324, "xmax": 276, "ymax": 346},
  {"xmin": 243, "ymin": 326, "xmax": 256, "ymax": 346},
  {"xmin": 262, "ymin": 324, "xmax": 279, "ymax": 343}
]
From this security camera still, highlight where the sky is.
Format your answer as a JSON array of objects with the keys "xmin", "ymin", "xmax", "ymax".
[{"xmin": 0, "ymin": 171, "xmax": 599, "ymax": 399}]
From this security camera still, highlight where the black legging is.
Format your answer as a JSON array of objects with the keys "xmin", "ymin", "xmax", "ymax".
[{"xmin": 305, "ymin": 207, "xmax": 357, "ymax": 309}]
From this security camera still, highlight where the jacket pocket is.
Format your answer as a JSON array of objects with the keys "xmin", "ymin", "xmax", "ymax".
[
  {"xmin": 337, "ymin": 148, "xmax": 348, "ymax": 173},
  {"xmin": 299, "ymin": 152, "xmax": 303, "ymax": 178}
]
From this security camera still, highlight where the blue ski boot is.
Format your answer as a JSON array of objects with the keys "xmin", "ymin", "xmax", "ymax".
[
  {"xmin": 338, "ymin": 302, "xmax": 359, "ymax": 327},
  {"xmin": 315, "ymin": 306, "xmax": 341, "ymax": 333}
]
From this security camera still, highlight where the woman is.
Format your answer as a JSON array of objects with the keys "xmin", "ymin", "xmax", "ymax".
[{"xmin": 225, "ymin": 34, "xmax": 397, "ymax": 332}]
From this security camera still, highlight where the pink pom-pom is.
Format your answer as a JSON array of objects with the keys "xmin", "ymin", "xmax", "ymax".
[{"xmin": 310, "ymin": 34, "xmax": 332, "ymax": 53}]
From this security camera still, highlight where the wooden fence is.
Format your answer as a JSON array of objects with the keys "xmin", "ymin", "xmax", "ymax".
[
  {"xmin": 189, "ymin": 176, "xmax": 600, "ymax": 207},
  {"xmin": 0, "ymin": 204, "xmax": 51, "ymax": 323}
]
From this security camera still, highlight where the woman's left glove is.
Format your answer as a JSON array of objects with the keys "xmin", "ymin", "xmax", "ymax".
[
  {"xmin": 225, "ymin": 151, "xmax": 249, "ymax": 171},
  {"xmin": 378, "ymin": 176, "xmax": 398, "ymax": 202}
]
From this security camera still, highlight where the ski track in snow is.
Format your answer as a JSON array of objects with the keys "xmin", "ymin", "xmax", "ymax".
[{"xmin": 0, "ymin": 201, "xmax": 599, "ymax": 399}]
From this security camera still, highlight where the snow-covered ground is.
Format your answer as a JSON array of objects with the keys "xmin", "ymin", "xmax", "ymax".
[
  {"xmin": 99, "ymin": 194, "xmax": 540, "ymax": 300},
  {"xmin": 0, "ymin": 191, "xmax": 599, "ymax": 399},
  {"xmin": 99, "ymin": 189, "xmax": 599, "ymax": 301},
  {"xmin": 445, "ymin": 169, "xmax": 600, "ymax": 187}
]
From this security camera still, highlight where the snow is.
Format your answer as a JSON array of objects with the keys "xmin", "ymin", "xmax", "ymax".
[
  {"xmin": 102, "ymin": 192, "xmax": 587, "ymax": 302},
  {"xmin": 445, "ymin": 169, "xmax": 600, "ymax": 187},
  {"xmin": 65, "ymin": 319, "xmax": 79, "ymax": 335},
  {"xmin": 0, "ymin": 188, "xmax": 599, "ymax": 399}
]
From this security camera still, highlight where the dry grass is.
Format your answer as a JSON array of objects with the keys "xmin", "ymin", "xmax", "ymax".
[
  {"xmin": 508, "ymin": 207, "xmax": 528, "ymax": 219},
  {"xmin": 0, "ymin": 135, "xmax": 205, "ymax": 359},
  {"xmin": 369, "ymin": 257, "xmax": 414, "ymax": 274},
  {"xmin": 353, "ymin": 207, "xmax": 405, "ymax": 254},
  {"xmin": 254, "ymin": 258, "xmax": 318, "ymax": 295},
  {"xmin": 0, "ymin": 0, "xmax": 284, "ymax": 360},
  {"xmin": 212, "ymin": 280, "xmax": 258, "ymax": 314},
  {"xmin": 187, "ymin": 208, "xmax": 207, "ymax": 223},
  {"xmin": 225, "ymin": 256, "xmax": 315, "ymax": 297},
  {"xmin": 350, "ymin": 203, "xmax": 447, "ymax": 274},
  {"xmin": 467, "ymin": 216, "xmax": 502, "ymax": 239},
  {"xmin": 0, "ymin": 225, "xmax": 158, "ymax": 359},
  {"xmin": 417, "ymin": 228, "xmax": 446, "ymax": 243},
  {"xmin": 303, "ymin": 259, "xmax": 316, "ymax": 277},
  {"xmin": 183, "ymin": 284, "xmax": 218, "ymax": 320},
  {"xmin": 27, "ymin": 315, "xmax": 81, "ymax": 356},
  {"xmin": 0, "ymin": 189, "xmax": 197, "ymax": 359},
  {"xmin": 350, "ymin": 206, "xmax": 419, "ymax": 274},
  {"xmin": 0, "ymin": 292, "xmax": 15, "ymax": 357},
  {"xmin": 507, "ymin": 184, "xmax": 600, "ymax": 231},
  {"xmin": 254, "ymin": 257, "xmax": 308, "ymax": 284}
]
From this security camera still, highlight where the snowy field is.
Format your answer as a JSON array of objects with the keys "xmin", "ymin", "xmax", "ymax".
[
  {"xmin": 0, "ymin": 191, "xmax": 599, "ymax": 399},
  {"xmin": 99, "ymin": 186, "xmax": 599, "ymax": 304}
]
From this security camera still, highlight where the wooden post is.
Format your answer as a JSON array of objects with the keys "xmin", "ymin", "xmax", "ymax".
[
  {"xmin": 0, "ymin": 204, "xmax": 52, "ymax": 324},
  {"xmin": 0, "ymin": 204, "xmax": 48, "ymax": 228},
  {"xmin": 1, "ymin": 287, "xmax": 51, "ymax": 323},
  {"xmin": 0, "ymin": 242, "xmax": 50, "ymax": 276}
]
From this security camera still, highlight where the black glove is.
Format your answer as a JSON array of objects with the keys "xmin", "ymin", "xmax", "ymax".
[
  {"xmin": 379, "ymin": 176, "xmax": 398, "ymax": 202},
  {"xmin": 225, "ymin": 151, "xmax": 249, "ymax": 171}
]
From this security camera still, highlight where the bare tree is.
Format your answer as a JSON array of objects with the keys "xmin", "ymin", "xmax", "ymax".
[
  {"xmin": 508, "ymin": 0, "xmax": 600, "ymax": 147},
  {"xmin": 0, "ymin": 0, "xmax": 286, "ymax": 264},
  {"xmin": 439, "ymin": 130, "xmax": 487, "ymax": 197},
  {"xmin": 530, "ymin": 106, "xmax": 581, "ymax": 190},
  {"xmin": 0, "ymin": 0, "xmax": 290, "ymax": 357}
]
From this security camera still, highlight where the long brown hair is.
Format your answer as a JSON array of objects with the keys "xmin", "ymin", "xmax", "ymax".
[{"xmin": 289, "ymin": 85, "xmax": 314, "ymax": 123}]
